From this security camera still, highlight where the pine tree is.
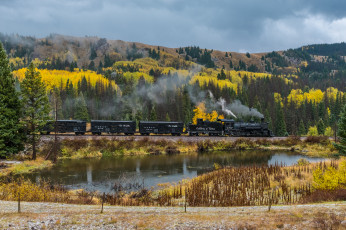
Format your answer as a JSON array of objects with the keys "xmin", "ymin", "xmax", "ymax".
[
  {"xmin": 298, "ymin": 120, "xmax": 306, "ymax": 136},
  {"xmin": 21, "ymin": 63, "xmax": 50, "ymax": 160},
  {"xmin": 50, "ymin": 87, "xmax": 63, "ymax": 120},
  {"xmin": 0, "ymin": 42, "xmax": 24, "ymax": 158},
  {"xmin": 334, "ymin": 104, "xmax": 346, "ymax": 154},
  {"xmin": 74, "ymin": 92, "xmax": 89, "ymax": 121},
  {"xmin": 165, "ymin": 113, "xmax": 171, "ymax": 121},
  {"xmin": 317, "ymin": 118, "xmax": 325, "ymax": 135},
  {"xmin": 274, "ymin": 102, "xmax": 287, "ymax": 136},
  {"xmin": 135, "ymin": 110, "xmax": 142, "ymax": 128},
  {"xmin": 149, "ymin": 105, "xmax": 157, "ymax": 121},
  {"xmin": 265, "ymin": 109, "xmax": 273, "ymax": 132}
]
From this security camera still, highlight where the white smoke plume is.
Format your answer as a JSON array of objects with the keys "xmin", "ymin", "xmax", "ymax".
[
  {"xmin": 208, "ymin": 91, "xmax": 263, "ymax": 119},
  {"xmin": 229, "ymin": 100, "xmax": 264, "ymax": 118},
  {"xmin": 217, "ymin": 98, "xmax": 237, "ymax": 118}
]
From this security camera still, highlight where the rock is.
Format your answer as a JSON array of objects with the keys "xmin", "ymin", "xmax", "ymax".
[{"xmin": 341, "ymin": 220, "xmax": 346, "ymax": 226}]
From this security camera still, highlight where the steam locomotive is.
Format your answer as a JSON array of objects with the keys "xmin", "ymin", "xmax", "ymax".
[
  {"xmin": 188, "ymin": 119, "xmax": 272, "ymax": 137},
  {"xmin": 43, "ymin": 118, "xmax": 273, "ymax": 137}
]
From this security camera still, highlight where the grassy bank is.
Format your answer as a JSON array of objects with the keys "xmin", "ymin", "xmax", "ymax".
[
  {"xmin": 58, "ymin": 137, "xmax": 196, "ymax": 159},
  {"xmin": 196, "ymin": 136, "xmax": 339, "ymax": 157},
  {"xmin": 49, "ymin": 136, "xmax": 339, "ymax": 160},
  {"xmin": 0, "ymin": 158, "xmax": 52, "ymax": 178}
]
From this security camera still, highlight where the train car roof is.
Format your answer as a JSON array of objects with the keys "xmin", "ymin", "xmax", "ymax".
[
  {"xmin": 91, "ymin": 120, "xmax": 135, "ymax": 123},
  {"xmin": 218, "ymin": 119, "xmax": 235, "ymax": 122},
  {"xmin": 139, "ymin": 121, "xmax": 183, "ymax": 124},
  {"xmin": 55, "ymin": 120, "xmax": 86, "ymax": 122}
]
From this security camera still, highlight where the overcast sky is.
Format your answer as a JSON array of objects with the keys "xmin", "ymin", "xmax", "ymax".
[{"xmin": 1, "ymin": 0, "xmax": 346, "ymax": 52}]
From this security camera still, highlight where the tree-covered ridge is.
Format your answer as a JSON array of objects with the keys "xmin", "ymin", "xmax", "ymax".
[{"xmin": 13, "ymin": 68, "xmax": 119, "ymax": 92}]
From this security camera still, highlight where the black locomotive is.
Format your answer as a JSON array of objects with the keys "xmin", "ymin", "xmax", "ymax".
[
  {"xmin": 220, "ymin": 119, "xmax": 273, "ymax": 137},
  {"xmin": 139, "ymin": 121, "xmax": 184, "ymax": 136},
  {"xmin": 42, "ymin": 118, "xmax": 273, "ymax": 137},
  {"xmin": 187, "ymin": 118, "xmax": 272, "ymax": 137},
  {"xmin": 188, "ymin": 119, "xmax": 223, "ymax": 136}
]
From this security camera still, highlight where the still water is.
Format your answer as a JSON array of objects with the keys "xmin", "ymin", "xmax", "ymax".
[{"xmin": 28, "ymin": 151, "xmax": 325, "ymax": 192}]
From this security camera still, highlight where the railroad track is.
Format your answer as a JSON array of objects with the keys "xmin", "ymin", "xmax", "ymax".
[{"xmin": 40, "ymin": 134, "xmax": 301, "ymax": 142}]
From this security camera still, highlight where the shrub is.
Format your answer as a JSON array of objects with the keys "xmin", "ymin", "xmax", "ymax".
[
  {"xmin": 305, "ymin": 136, "xmax": 329, "ymax": 144},
  {"xmin": 297, "ymin": 158, "xmax": 310, "ymax": 166},
  {"xmin": 312, "ymin": 158, "xmax": 346, "ymax": 190},
  {"xmin": 307, "ymin": 126, "xmax": 318, "ymax": 136},
  {"xmin": 324, "ymin": 127, "xmax": 333, "ymax": 137}
]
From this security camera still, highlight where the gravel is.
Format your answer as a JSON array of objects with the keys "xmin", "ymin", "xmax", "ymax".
[
  {"xmin": 0, "ymin": 201, "xmax": 345, "ymax": 229},
  {"xmin": 41, "ymin": 134, "xmax": 294, "ymax": 143}
]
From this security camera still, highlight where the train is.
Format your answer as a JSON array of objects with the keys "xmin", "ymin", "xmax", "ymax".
[{"xmin": 43, "ymin": 118, "xmax": 273, "ymax": 137}]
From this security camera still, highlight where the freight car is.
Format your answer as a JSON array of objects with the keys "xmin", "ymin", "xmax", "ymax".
[
  {"xmin": 188, "ymin": 119, "xmax": 223, "ymax": 136},
  {"xmin": 139, "ymin": 121, "xmax": 184, "ymax": 136},
  {"xmin": 43, "ymin": 120, "xmax": 86, "ymax": 135},
  {"xmin": 91, "ymin": 120, "xmax": 136, "ymax": 135}
]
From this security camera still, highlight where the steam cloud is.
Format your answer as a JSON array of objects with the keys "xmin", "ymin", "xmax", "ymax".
[{"xmin": 208, "ymin": 90, "xmax": 264, "ymax": 119}]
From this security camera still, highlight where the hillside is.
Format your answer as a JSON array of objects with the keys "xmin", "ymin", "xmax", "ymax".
[{"xmin": 1, "ymin": 33, "xmax": 345, "ymax": 136}]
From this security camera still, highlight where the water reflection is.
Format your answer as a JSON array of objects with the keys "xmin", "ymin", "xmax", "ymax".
[{"xmin": 28, "ymin": 150, "xmax": 325, "ymax": 192}]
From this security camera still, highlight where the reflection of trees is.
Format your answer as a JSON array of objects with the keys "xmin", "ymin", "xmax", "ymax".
[{"xmin": 26, "ymin": 150, "xmax": 286, "ymax": 189}]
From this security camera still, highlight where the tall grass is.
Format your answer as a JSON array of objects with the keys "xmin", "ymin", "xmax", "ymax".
[{"xmin": 0, "ymin": 160, "xmax": 344, "ymax": 207}]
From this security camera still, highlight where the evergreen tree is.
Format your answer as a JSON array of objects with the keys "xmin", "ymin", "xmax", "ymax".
[
  {"xmin": 21, "ymin": 63, "xmax": 50, "ymax": 160},
  {"xmin": 50, "ymin": 87, "xmax": 63, "ymax": 120},
  {"xmin": 165, "ymin": 113, "xmax": 171, "ymax": 121},
  {"xmin": 135, "ymin": 110, "xmax": 142, "ymax": 128},
  {"xmin": 0, "ymin": 42, "xmax": 24, "ymax": 158},
  {"xmin": 74, "ymin": 92, "xmax": 89, "ymax": 121},
  {"xmin": 89, "ymin": 46, "xmax": 97, "ymax": 60},
  {"xmin": 149, "ymin": 105, "xmax": 157, "ymax": 121},
  {"xmin": 264, "ymin": 109, "xmax": 273, "ymax": 132},
  {"xmin": 317, "ymin": 118, "xmax": 325, "ymax": 135},
  {"xmin": 334, "ymin": 104, "xmax": 346, "ymax": 154},
  {"xmin": 274, "ymin": 103, "xmax": 287, "ymax": 136},
  {"xmin": 298, "ymin": 120, "xmax": 306, "ymax": 136},
  {"xmin": 229, "ymin": 60, "xmax": 233, "ymax": 68}
]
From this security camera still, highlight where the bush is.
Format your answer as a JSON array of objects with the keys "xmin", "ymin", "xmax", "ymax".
[
  {"xmin": 305, "ymin": 136, "xmax": 329, "ymax": 144},
  {"xmin": 324, "ymin": 127, "xmax": 334, "ymax": 137},
  {"xmin": 312, "ymin": 158, "xmax": 346, "ymax": 190},
  {"xmin": 300, "ymin": 189, "xmax": 346, "ymax": 203},
  {"xmin": 307, "ymin": 126, "xmax": 318, "ymax": 136},
  {"xmin": 297, "ymin": 158, "xmax": 310, "ymax": 166}
]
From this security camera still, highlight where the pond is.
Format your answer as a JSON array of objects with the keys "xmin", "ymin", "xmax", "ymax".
[{"xmin": 27, "ymin": 150, "xmax": 325, "ymax": 193}]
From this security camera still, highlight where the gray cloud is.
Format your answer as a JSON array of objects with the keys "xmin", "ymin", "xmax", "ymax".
[{"xmin": 1, "ymin": 0, "xmax": 346, "ymax": 52}]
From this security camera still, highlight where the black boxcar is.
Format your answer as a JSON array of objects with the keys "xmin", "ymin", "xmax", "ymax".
[
  {"xmin": 43, "ymin": 120, "xmax": 86, "ymax": 135},
  {"xmin": 91, "ymin": 120, "xmax": 136, "ymax": 135},
  {"xmin": 188, "ymin": 119, "xmax": 223, "ymax": 136},
  {"xmin": 139, "ymin": 121, "xmax": 183, "ymax": 136}
]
